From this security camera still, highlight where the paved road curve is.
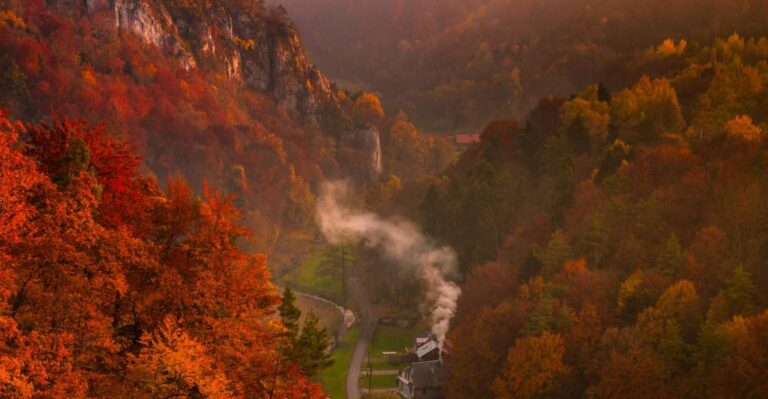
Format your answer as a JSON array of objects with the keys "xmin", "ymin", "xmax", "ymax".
[{"xmin": 346, "ymin": 276, "xmax": 377, "ymax": 399}]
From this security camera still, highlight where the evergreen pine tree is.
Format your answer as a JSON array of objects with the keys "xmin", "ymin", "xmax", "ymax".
[
  {"xmin": 658, "ymin": 319, "xmax": 687, "ymax": 375},
  {"xmin": 539, "ymin": 230, "xmax": 573, "ymax": 277},
  {"xmin": 292, "ymin": 312, "xmax": 334, "ymax": 376},
  {"xmin": 725, "ymin": 265, "xmax": 758, "ymax": 315},
  {"xmin": 317, "ymin": 243, "xmax": 353, "ymax": 303},
  {"xmin": 657, "ymin": 234, "xmax": 684, "ymax": 277},
  {"xmin": 278, "ymin": 286, "xmax": 301, "ymax": 339}
]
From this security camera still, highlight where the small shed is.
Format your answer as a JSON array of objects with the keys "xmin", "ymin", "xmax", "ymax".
[{"xmin": 414, "ymin": 338, "xmax": 440, "ymax": 361}]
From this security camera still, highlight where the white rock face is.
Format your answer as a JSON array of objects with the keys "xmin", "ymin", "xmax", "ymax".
[
  {"xmin": 113, "ymin": 0, "xmax": 196, "ymax": 70},
  {"xmin": 227, "ymin": 9, "xmax": 336, "ymax": 120},
  {"xmin": 361, "ymin": 126, "xmax": 383, "ymax": 176}
]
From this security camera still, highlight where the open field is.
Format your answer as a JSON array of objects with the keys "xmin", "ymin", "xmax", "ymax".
[
  {"xmin": 359, "ymin": 374, "xmax": 398, "ymax": 390},
  {"xmin": 280, "ymin": 248, "xmax": 348, "ymax": 304},
  {"xmin": 367, "ymin": 358, "xmax": 399, "ymax": 371},
  {"xmin": 368, "ymin": 324, "xmax": 422, "ymax": 356}
]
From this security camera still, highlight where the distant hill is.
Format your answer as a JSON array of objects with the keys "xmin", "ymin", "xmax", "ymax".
[{"xmin": 277, "ymin": 0, "xmax": 768, "ymax": 132}]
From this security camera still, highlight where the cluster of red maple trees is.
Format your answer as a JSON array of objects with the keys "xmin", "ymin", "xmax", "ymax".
[{"xmin": 0, "ymin": 111, "xmax": 325, "ymax": 397}]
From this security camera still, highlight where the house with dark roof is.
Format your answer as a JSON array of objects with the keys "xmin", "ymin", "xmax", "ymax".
[
  {"xmin": 397, "ymin": 360, "xmax": 447, "ymax": 399},
  {"xmin": 396, "ymin": 334, "xmax": 447, "ymax": 399}
]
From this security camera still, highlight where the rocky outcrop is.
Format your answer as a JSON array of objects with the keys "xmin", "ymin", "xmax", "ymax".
[
  {"xmin": 225, "ymin": 6, "xmax": 336, "ymax": 121},
  {"xmin": 114, "ymin": 0, "xmax": 197, "ymax": 69},
  {"xmin": 360, "ymin": 126, "xmax": 383, "ymax": 176},
  {"xmin": 48, "ymin": 0, "xmax": 338, "ymax": 123}
]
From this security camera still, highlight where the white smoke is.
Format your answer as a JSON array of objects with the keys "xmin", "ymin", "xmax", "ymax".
[{"xmin": 316, "ymin": 181, "xmax": 461, "ymax": 345}]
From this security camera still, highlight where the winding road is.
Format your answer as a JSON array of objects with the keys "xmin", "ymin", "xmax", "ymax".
[{"xmin": 346, "ymin": 276, "xmax": 378, "ymax": 399}]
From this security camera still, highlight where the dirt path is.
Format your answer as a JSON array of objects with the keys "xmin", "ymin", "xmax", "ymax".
[{"xmin": 346, "ymin": 276, "xmax": 377, "ymax": 399}]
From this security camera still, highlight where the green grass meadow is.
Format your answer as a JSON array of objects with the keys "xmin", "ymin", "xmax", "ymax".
[{"xmin": 318, "ymin": 326, "xmax": 361, "ymax": 399}]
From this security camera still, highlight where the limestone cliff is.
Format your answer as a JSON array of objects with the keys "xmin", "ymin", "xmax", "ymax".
[{"xmin": 49, "ymin": 0, "xmax": 338, "ymax": 123}]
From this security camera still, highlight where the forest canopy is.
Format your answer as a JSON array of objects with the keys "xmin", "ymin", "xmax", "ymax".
[
  {"xmin": 4, "ymin": 0, "xmax": 768, "ymax": 398},
  {"xmin": 412, "ymin": 34, "xmax": 768, "ymax": 399},
  {"xmin": 0, "ymin": 111, "xmax": 327, "ymax": 398},
  {"xmin": 279, "ymin": 0, "xmax": 768, "ymax": 132}
]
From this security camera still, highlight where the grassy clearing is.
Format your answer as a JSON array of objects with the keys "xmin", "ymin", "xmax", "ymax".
[
  {"xmin": 366, "ymin": 358, "xmax": 400, "ymax": 371},
  {"xmin": 368, "ymin": 324, "xmax": 424, "ymax": 356},
  {"xmin": 358, "ymin": 374, "xmax": 398, "ymax": 390},
  {"xmin": 318, "ymin": 326, "xmax": 360, "ymax": 399},
  {"xmin": 280, "ymin": 247, "xmax": 355, "ymax": 304}
]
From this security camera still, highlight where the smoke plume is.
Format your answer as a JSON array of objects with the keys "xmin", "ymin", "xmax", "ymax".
[{"xmin": 316, "ymin": 181, "xmax": 461, "ymax": 345}]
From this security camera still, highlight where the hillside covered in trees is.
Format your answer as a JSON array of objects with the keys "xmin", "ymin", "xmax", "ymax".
[
  {"xmin": 278, "ymin": 0, "xmax": 768, "ymax": 132},
  {"xmin": 408, "ymin": 34, "xmax": 768, "ymax": 399},
  {"xmin": 0, "ymin": 0, "xmax": 453, "ymax": 260},
  {"xmin": 5, "ymin": 0, "xmax": 768, "ymax": 398},
  {"xmin": 0, "ymin": 1, "xmax": 451, "ymax": 397}
]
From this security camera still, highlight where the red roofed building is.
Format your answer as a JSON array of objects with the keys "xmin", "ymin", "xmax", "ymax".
[{"xmin": 453, "ymin": 134, "xmax": 481, "ymax": 149}]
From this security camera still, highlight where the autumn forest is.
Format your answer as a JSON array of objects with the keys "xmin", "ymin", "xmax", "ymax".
[{"xmin": 1, "ymin": 0, "xmax": 768, "ymax": 399}]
